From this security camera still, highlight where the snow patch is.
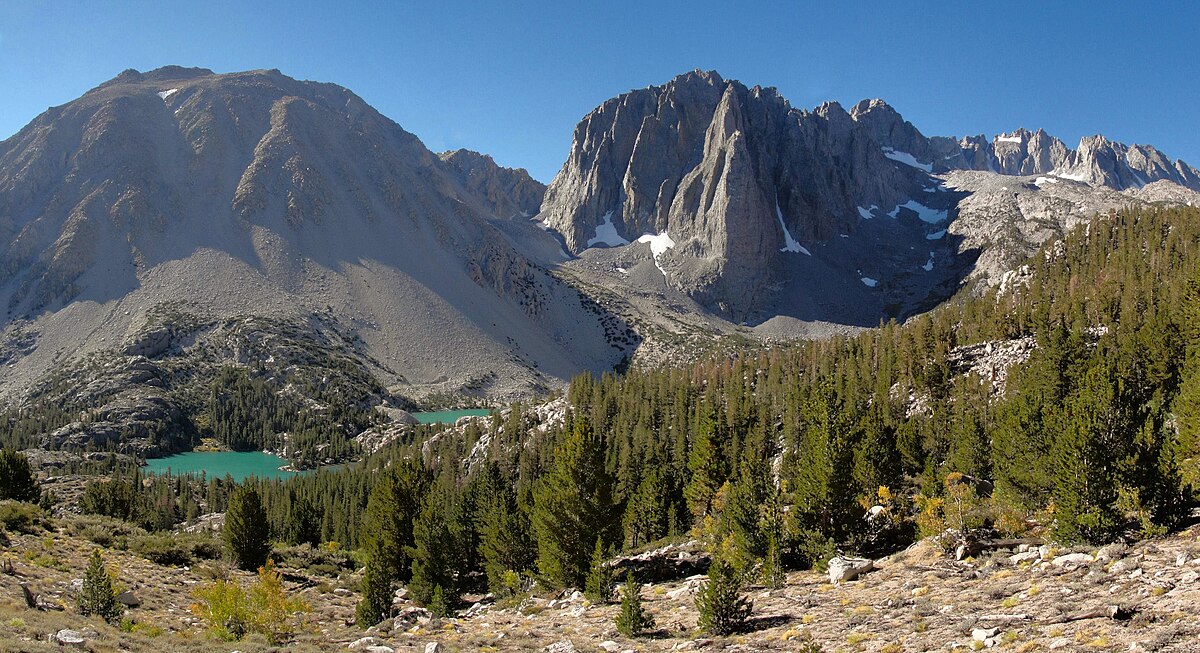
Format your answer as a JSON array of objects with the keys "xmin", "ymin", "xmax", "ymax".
[
  {"xmin": 776, "ymin": 202, "xmax": 811, "ymax": 255},
  {"xmin": 586, "ymin": 211, "xmax": 630, "ymax": 248},
  {"xmin": 881, "ymin": 147, "xmax": 933, "ymax": 173},
  {"xmin": 926, "ymin": 229, "xmax": 947, "ymax": 240},
  {"xmin": 856, "ymin": 205, "xmax": 877, "ymax": 220},
  {"xmin": 158, "ymin": 88, "xmax": 179, "ymax": 101},
  {"xmin": 1034, "ymin": 176, "xmax": 1059, "ymax": 186},
  {"xmin": 1053, "ymin": 169, "xmax": 1090, "ymax": 182},
  {"xmin": 888, "ymin": 200, "xmax": 948, "ymax": 224},
  {"xmin": 996, "ymin": 134, "xmax": 1023, "ymax": 144},
  {"xmin": 860, "ymin": 277, "xmax": 878, "ymax": 288},
  {"xmin": 636, "ymin": 231, "xmax": 676, "ymax": 276}
]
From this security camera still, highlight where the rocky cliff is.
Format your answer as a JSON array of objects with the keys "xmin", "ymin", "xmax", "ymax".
[{"xmin": 538, "ymin": 70, "xmax": 1200, "ymax": 323}]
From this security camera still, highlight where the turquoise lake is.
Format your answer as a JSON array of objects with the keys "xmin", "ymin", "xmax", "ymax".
[
  {"xmin": 411, "ymin": 408, "xmax": 492, "ymax": 424},
  {"xmin": 143, "ymin": 451, "xmax": 298, "ymax": 482}
]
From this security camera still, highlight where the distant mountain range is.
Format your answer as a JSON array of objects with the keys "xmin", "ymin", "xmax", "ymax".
[{"xmin": 1, "ymin": 66, "xmax": 1196, "ymax": 436}]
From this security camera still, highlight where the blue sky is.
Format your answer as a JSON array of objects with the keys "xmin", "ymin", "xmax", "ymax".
[{"xmin": 1, "ymin": 1, "xmax": 1197, "ymax": 182}]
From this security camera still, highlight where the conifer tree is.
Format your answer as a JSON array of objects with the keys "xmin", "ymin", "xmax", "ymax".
[
  {"xmin": 409, "ymin": 483, "xmax": 461, "ymax": 608},
  {"xmin": 532, "ymin": 417, "xmax": 618, "ymax": 588},
  {"xmin": 78, "ymin": 549, "xmax": 123, "ymax": 624},
  {"xmin": 792, "ymin": 382, "xmax": 863, "ymax": 545},
  {"xmin": 359, "ymin": 460, "xmax": 429, "ymax": 585},
  {"xmin": 477, "ymin": 464, "xmax": 535, "ymax": 595},
  {"xmin": 355, "ymin": 557, "xmax": 392, "ymax": 627},
  {"xmin": 285, "ymin": 493, "xmax": 321, "ymax": 547},
  {"xmin": 615, "ymin": 572, "xmax": 655, "ymax": 636},
  {"xmin": 1051, "ymin": 362, "xmax": 1131, "ymax": 544},
  {"xmin": 0, "ymin": 448, "xmax": 39, "ymax": 503},
  {"xmin": 584, "ymin": 538, "xmax": 615, "ymax": 604},
  {"xmin": 695, "ymin": 556, "xmax": 751, "ymax": 636},
  {"xmin": 224, "ymin": 484, "xmax": 271, "ymax": 571},
  {"xmin": 685, "ymin": 403, "xmax": 727, "ymax": 519}
]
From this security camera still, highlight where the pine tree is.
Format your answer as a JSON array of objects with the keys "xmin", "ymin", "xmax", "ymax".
[
  {"xmin": 0, "ymin": 449, "xmax": 39, "ymax": 503},
  {"xmin": 355, "ymin": 556, "xmax": 392, "ymax": 627},
  {"xmin": 695, "ymin": 556, "xmax": 751, "ymax": 636},
  {"xmin": 1051, "ymin": 362, "xmax": 1131, "ymax": 544},
  {"xmin": 409, "ymin": 484, "xmax": 461, "ymax": 608},
  {"xmin": 532, "ymin": 417, "xmax": 618, "ymax": 588},
  {"xmin": 792, "ymin": 382, "xmax": 863, "ymax": 545},
  {"xmin": 584, "ymin": 538, "xmax": 615, "ymax": 604},
  {"xmin": 477, "ymin": 464, "xmax": 535, "ymax": 595},
  {"xmin": 685, "ymin": 403, "xmax": 727, "ymax": 519},
  {"xmin": 78, "ymin": 549, "xmax": 122, "ymax": 624},
  {"xmin": 615, "ymin": 572, "xmax": 655, "ymax": 636},
  {"xmin": 224, "ymin": 484, "xmax": 271, "ymax": 571},
  {"xmin": 285, "ymin": 494, "xmax": 321, "ymax": 547},
  {"xmin": 359, "ymin": 460, "xmax": 429, "ymax": 585}
]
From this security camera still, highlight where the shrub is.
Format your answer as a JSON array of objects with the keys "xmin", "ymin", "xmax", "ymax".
[
  {"xmin": 0, "ymin": 500, "xmax": 48, "ymax": 534},
  {"xmin": 78, "ymin": 549, "xmax": 123, "ymax": 624},
  {"xmin": 695, "ymin": 557, "xmax": 751, "ymax": 635},
  {"xmin": 131, "ymin": 532, "xmax": 222, "ymax": 566},
  {"xmin": 615, "ymin": 573, "xmax": 655, "ymax": 637},
  {"xmin": 66, "ymin": 515, "xmax": 147, "ymax": 548},
  {"xmin": 190, "ymin": 561, "xmax": 309, "ymax": 644}
]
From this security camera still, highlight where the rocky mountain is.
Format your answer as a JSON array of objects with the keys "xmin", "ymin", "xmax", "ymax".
[
  {"xmin": 439, "ymin": 148, "xmax": 545, "ymax": 219},
  {"xmin": 0, "ymin": 66, "xmax": 631, "ymax": 422},
  {"xmin": 538, "ymin": 70, "xmax": 1200, "ymax": 325}
]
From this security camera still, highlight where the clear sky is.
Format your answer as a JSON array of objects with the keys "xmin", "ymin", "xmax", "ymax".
[{"xmin": 1, "ymin": 1, "xmax": 1197, "ymax": 183}]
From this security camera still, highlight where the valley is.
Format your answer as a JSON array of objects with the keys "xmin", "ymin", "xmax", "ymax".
[{"xmin": 2, "ymin": 61, "xmax": 1200, "ymax": 653}]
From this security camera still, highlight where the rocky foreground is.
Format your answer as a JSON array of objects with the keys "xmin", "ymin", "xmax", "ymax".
[{"xmin": 4, "ymin": 521, "xmax": 1200, "ymax": 653}]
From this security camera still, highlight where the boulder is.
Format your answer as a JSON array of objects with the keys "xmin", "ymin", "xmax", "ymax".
[
  {"xmin": 425, "ymin": 643, "xmax": 442, "ymax": 653},
  {"xmin": 828, "ymin": 556, "xmax": 874, "ymax": 584},
  {"xmin": 1050, "ymin": 553, "xmax": 1094, "ymax": 568},
  {"xmin": 116, "ymin": 590, "xmax": 141, "ymax": 607},
  {"xmin": 54, "ymin": 630, "xmax": 86, "ymax": 647},
  {"xmin": 599, "ymin": 641, "xmax": 621, "ymax": 652},
  {"xmin": 348, "ymin": 636, "xmax": 385, "ymax": 649}
]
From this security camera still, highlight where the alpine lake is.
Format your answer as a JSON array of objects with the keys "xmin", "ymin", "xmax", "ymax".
[{"xmin": 141, "ymin": 409, "xmax": 493, "ymax": 481}]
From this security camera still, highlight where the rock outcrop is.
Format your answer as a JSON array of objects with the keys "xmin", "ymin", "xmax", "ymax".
[
  {"xmin": 538, "ymin": 70, "xmax": 1200, "ymax": 324},
  {"xmin": 439, "ymin": 149, "xmax": 545, "ymax": 219}
]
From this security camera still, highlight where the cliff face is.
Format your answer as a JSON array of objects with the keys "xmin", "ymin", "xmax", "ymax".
[
  {"xmin": 538, "ymin": 71, "xmax": 1200, "ymax": 321},
  {"xmin": 538, "ymin": 71, "xmax": 933, "ymax": 318}
]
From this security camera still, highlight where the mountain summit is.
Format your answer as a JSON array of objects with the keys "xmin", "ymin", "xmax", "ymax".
[
  {"xmin": 537, "ymin": 70, "xmax": 1200, "ymax": 324},
  {"xmin": 0, "ymin": 66, "xmax": 629, "ymax": 406}
]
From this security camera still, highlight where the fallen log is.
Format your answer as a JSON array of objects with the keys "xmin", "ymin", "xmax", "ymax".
[{"xmin": 1047, "ymin": 605, "xmax": 1135, "ymax": 625}]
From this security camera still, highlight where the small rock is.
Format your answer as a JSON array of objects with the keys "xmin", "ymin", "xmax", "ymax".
[
  {"xmin": 545, "ymin": 641, "xmax": 577, "ymax": 653},
  {"xmin": 425, "ymin": 643, "xmax": 442, "ymax": 653},
  {"xmin": 1175, "ymin": 552, "xmax": 1190, "ymax": 566},
  {"xmin": 365, "ymin": 647, "xmax": 394, "ymax": 653},
  {"xmin": 972, "ymin": 627, "xmax": 1000, "ymax": 642},
  {"xmin": 598, "ymin": 641, "xmax": 621, "ymax": 653},
  {"xmin": 54, "ymin": 630, "xmax": 86, "ymax": 647},
  {"xmin": 1181, "ymin": 570, "xmax": 1199, "ymax": 584},
  {"xmin": 349, "ymin": 636, "xmax": 385, "ymax": 650},
  {"xmin": 568, "ymin": 590, "xmax": 583, "ymax": 602},
  {"xmin": 1096, "ymin": 543, "xmax": 1127, "ymax": 561},
  {"xmin": 116, "ymin": 590, "xmax": 141, "ymax": 607},
  {"xmin": 1038, "ymin": 544, "xmax": 1053, "ymax": 560},
  {"xmin": 1051, "ymin": 552, "xmax": 1094, "ymax": 567},
  {"xmin": 1009, "ymin": 551, "xmax": 1040, "ymax": 565},
  {"xmin": 828, "ymin": 556, "xmax": 874, "ymax": 583},
  {"xmin": 1110, "ymin": 559, "xmax": 1137, "ymax": 574},
  {"xmin": 1049, "ymin": 638, "xmax": 1073, "ymax": 649},
  {"xmin": 333, "ymin": 587, "xmax": 353, "ymax": 597}
]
